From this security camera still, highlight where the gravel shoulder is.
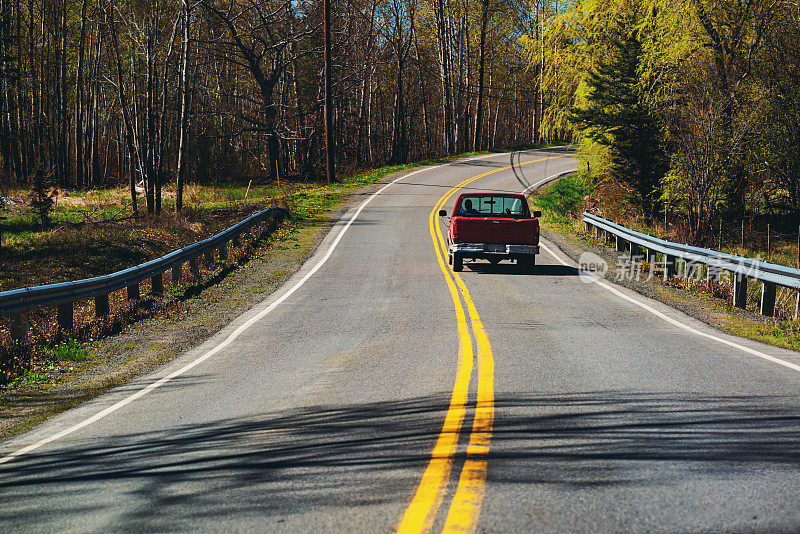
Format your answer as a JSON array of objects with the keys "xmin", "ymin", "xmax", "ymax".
[{"xmin": 0, "ymin": 180, "xmax": 388, "ymax": 440}]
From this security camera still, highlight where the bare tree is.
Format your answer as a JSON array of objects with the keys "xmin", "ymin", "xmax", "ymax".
[
  {"xmin": 202, "ymin": 0, "xmax": 315, "ymax": 184},
  {"xmin": 175, "ymin": 0, "xmax": 191, "ymax": 212}
]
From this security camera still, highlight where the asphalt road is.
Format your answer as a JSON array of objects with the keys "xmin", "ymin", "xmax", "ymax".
[{"xmin": 1, "ymin": 148, "xmax": 799, "ymax": 533}]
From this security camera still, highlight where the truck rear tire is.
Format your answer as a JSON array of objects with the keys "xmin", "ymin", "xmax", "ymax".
[
  {"xmin": 519, "ymin": 255, "xmax": 536, "ymax": 272},
  {"xmin": 453, "ymin": 253, "xmax": 464, "ymax": 272}
]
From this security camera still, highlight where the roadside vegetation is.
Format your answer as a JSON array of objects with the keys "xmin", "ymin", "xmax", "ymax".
[{"xmin": 537, "ymin": 0, "xmax": 799, "ymax": 251}]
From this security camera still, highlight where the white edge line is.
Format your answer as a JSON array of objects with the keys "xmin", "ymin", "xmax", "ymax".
[
  {"xmin": 521, "ymin": 168, "xmax": 576, "ymax": 195},
  {"xmin": 540, "ymin": 242, "xmax": 800, "ymax": 374},
  {"xmin": 2, "ymin": 154, "xmax": 521, "ymax": 465}
]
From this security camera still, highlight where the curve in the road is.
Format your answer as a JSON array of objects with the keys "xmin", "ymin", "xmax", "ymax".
[
  {"xmin": 398, "ymin": 155, "xmax": 569, "ymax": 534},
  {"xmin": 3, "ymin": 148, "xmax": 798, "ymax": 533}
]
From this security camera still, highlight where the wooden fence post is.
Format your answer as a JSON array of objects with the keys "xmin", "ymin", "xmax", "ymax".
[
  {"xmin": 95, "ymin": 294, "xmax": 110, "ymax": 317},
  {"xmin": 761, "ymin": 281, "xmax": 777, "ymax": 317},
  {"xmin": 190, "ymin": 258, "xmax": 200, "ymax": 279},
  {"xmin": 151, "ymin": 273, "xmax": 164, "ymax": 296},
  {"xmin": 664, "ymin": 254, "xmax": 676, "ymax": 280},
  {"xmin": 733, "ymin": 274, "xmax": 747, "ymax": 309},
  {"xmin": 127, "ymin": 283, "xmax": 140, "ymax": 301},
  {"xmin": 706, "ymin": 264, "xmax": 721, "ymax": 282}
]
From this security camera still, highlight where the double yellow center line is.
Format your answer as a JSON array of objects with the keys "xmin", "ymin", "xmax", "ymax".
[{"xmin": 397, "ymin": 156, "xmax": 565, "ymax": 534}]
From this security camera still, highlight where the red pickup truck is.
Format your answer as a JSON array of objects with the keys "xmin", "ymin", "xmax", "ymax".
[{"xmin": 438, "ymin": 192, "xmax": 541, "ymax": 272}]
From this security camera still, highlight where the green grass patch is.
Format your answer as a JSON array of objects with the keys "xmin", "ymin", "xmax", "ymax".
[
  {"xmin": 527, "ymin": 171, "xmax": 589, "ymax": 236},
  {"xmin": 531, "ymin": 172, "xmax": 588, "ymax": 216},
  {"xmin": 23, "ymin": 371, "xmax": 47, "ymax": 384},
  {"xmin": 723, "ymin": 318, "xmax": 800, "ymax": 352},
  {"xmin": 44, "ymin": 339, "xmax": 90, "ymax": 362}
]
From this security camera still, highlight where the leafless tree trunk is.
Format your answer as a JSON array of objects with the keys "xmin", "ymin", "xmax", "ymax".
[
  {"xmin": 474, "ymin": 0, "xmax": 489, "ymax": 151},
  {"xmin": 74, "ymin": 0, "xmax": 88, "ymax": 189},
  {"xmin": 323, "ymin": 0, "xmax": 334, "ymax": 181},
  {"xmin": 454, "ymin": 15, "xmax": 464, "ymax": 152},
  {"xmin": 175, "ymin": 0, "xmax": 190, "ymax": 212},
  {"xmin": 434, "ymin": 0, "xmax": 454, "ymax": 153},
  {"xmin": 107, "ymin": 0, "xmax": 140, "ymax": 213},
  {"xmin": 413, "ymin": 33, "xmax": 431, "ymax": 156}
]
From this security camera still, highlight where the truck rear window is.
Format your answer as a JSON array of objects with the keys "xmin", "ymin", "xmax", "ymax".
[{"xmin": 457, "ymin": 195, "xmax": 528, "ymax": 217}]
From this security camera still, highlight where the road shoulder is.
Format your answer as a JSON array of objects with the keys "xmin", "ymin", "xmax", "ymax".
[{"xmin": 541, "ymin": 225, "xmax": 800, "ymax": 355}]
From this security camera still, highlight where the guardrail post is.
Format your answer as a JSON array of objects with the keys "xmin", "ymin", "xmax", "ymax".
[
  {"xmin": 204, "ymin": 250, "xmax": 214, "ymax": 267},
  {"xmin": 127, "ymin": 282, "xmax": 140, "ymax": 301},
  {"xmin": 646, "ymin": 248, "xmax": 658, "ymax": 264},
  {"xmin": 151, "ymin": 273, "xmax": 164, "ymax": 296},
  {"xmin": 706, "ymin": 264, "xmax": 721, "ymax": 282},
  {"xmin": 665, "ymin": 255, "xmax": 677, "ymax": 279},
  {"xmin": 189, "ymin": 258, "xmax": 200, "ymax": 279},
  {"xmin": 733, "ymin": 273, "xmax": 747, "ymax": 309},
  {"xmin": 9, "ymin": 312, "xmax": 26, "ymax": 343},
  {"xmin": 615, "ymin": 236, "xmax": 626, "ymax": 252},
  {"xmin": 57, "ymin": 302, "xmax": 74, "ymax": 331},
  {"xmin": 629, "ymin": 243, "xmax": 641, "ymax": 259},
  {"xmin": 233, "ymin": 233, "xmax": 241, "ymax": 248},
  {"xmin": 95, "ymin": 294, "xmax": 109, "ymax": 317},
  {"xmin": 760, "ymin": 282, "xmax": 777, "ymax": 317},
  {"xmin": 172, "ymin": 264, "xmax": 182, "ymax": 284},
  {"xmin": 219, "ymin": 241, "xmax": 228, "ymax": 262}
]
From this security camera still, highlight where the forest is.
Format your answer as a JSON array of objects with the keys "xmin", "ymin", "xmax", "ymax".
[
  {"xmin": 0, "ymin": 0, "xmax": 552, "ymax": 215},
  {"xmin": 542, "ymin": 0, "xmax": 800, "ymax": 245},
  {"xmin": 0, "ymin": 0, "xmax": 797, "ymax": 247}
]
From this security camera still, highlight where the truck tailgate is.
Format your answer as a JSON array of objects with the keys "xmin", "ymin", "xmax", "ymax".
[{"xmin": 452, "ymin": 217, "xmax": 539, "ymax": 245}]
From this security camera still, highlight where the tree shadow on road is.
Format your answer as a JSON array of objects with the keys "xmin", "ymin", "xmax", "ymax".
[{"xmin": 0, "ymin": 391, "xmax": 798, "ymax": 527}]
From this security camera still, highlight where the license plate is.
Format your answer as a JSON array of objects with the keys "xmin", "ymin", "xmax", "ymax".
[{"xmin": 486, "ymin": 244, "xmax": 505, "ymax": 253}]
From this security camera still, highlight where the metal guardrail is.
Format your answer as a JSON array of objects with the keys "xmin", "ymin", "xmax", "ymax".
[
  {"xmin": 1, "ymin": 206, "xmax": 287, "ymax": 337},
  {"xmin": 582, "ymin": 212, "xmax": 800, "ymax": 317}
]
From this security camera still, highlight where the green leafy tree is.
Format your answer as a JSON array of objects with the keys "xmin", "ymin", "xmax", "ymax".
[
  {"xmin": 29, "ymin": 167, "xmax": 57, "ymax": 228},
  {"xmin": 569, "ymin": 9, "xmax": 667, "ymax": 221}
]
